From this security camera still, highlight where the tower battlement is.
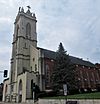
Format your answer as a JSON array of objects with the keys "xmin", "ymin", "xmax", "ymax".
[{"xmin": 15, "ymin": 7, "xmax": 37, "ymax": 24}]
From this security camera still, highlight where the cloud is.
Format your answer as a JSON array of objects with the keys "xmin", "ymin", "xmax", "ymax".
[{"xmin": 37, "ymin": 0, "xmax": 100, "ymax": 63}]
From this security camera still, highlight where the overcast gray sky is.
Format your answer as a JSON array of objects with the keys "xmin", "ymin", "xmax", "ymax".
[{"xmin": 0, "ymin": 0, "xmax": 100, "ymax": 83}]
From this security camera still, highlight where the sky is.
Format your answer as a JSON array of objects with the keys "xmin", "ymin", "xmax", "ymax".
[{"xmin": 0, "ymin": 0, "xmax": 100, "ymax": 83}]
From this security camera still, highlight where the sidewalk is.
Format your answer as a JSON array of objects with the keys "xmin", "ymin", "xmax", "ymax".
[
  {"xmin": 0, "ymin": 102, "xmax": 26, "ymax": 104},
  {"xmin": 0, "ymin": 101, "xmax": 38, "ymax": 104}
]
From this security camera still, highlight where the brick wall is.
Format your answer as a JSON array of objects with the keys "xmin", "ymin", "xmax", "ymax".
[{"xmin": 43, "ymin": 58, "xmax": 100, "ymax": 92}]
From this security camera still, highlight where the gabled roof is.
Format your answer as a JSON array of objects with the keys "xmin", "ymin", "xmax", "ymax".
[{"xmin": 38, "ymin": 47, "xmax": 95, "ymax": 67}]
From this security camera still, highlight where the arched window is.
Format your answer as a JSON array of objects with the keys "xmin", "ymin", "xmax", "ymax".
[
  {"xmin": 45, "ymin": 64, "xmax": 50, "ymax": 85},
  {"xmin": 46, "ymin": 65, "xmax": 49, "ymax": 76},
  {"xmin": 31, "ymin": 79, "xmax": 33, "ymax": 98},
  {"xmin": 35, "ymin": 64, "xmax": 37, "ymax": 71},
  {"xmin": 16, "ymin": 25, "xmax": 19, "ymax": 39},
  {"xmin": 19, "ymin": 80, "xmax": 22, "ymax": 91},
  {"xmin": 18, "ymin": 79, "xmax": 22, "ymax": 102},
  {"xmin": 26, "ymin": 23, "xmax": 31, "ymax": 38}
]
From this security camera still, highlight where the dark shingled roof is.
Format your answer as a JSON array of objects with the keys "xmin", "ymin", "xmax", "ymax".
[
  {"xmin": 41, "ymin": 49, "xmax": 56, "ymax": 59},
  {"xmin": 38, "ymin": 48, "xmax": 95, "ymax": 67},
  {"xmin": 69, "ymin": 56, "xmax": 95, "ymax": 67}
]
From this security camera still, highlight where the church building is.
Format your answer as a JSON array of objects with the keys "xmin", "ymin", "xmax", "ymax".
[{"xmin": 2, "ymin": 7, "xmax": 100, "ymax": 103}]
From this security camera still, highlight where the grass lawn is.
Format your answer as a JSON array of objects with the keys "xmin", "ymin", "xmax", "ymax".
[{"xmin": 43, "ymin": 92, "xmax": 100, "ymax": 99}]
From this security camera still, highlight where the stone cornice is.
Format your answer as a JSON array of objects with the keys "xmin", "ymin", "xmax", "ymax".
[
  {"xmin": 16, "ymin": 57, "xmax": 30, "ymax": 60},
  {"xmin": 16, "ymin": 53, "xmax": 30, "ymax": 57},
  {"xmin": 12, "ymin": 36, "xmax": 37, "ymax": 44}
]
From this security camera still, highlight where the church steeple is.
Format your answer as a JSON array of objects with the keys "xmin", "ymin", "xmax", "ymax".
[{"xmin": 11, "ymin": 6, "xmax": 37, "ymax": 82}]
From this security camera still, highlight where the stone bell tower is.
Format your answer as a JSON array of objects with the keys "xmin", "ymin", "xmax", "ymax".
[
  {"xmin": 7, "ymin": 7, "xmax": 38, "ymax": 102},
  {"xmin": 10, "ymin": 6, "xmax": 37, "ymax": 82}
]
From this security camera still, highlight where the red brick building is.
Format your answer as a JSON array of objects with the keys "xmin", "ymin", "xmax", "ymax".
[{"xmin": 40, "ymin": 48, "xmax": 100, "ymax": 92}]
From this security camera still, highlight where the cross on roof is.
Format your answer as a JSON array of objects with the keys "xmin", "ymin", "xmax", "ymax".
[{"xmin": 27, "ymin": 6, "xmax": 31, "ymax": 10}]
